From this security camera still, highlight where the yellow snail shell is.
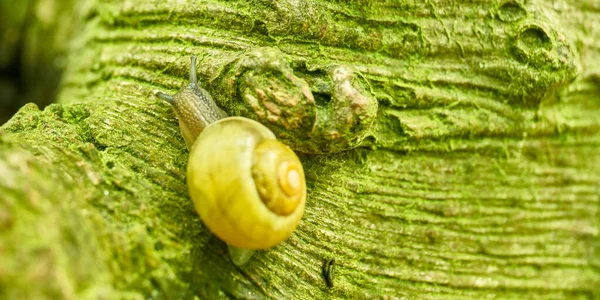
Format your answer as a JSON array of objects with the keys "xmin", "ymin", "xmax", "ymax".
[
  {"xmin": 187, "ymin": 117, "xmax": 306, "ymax": 250},
  {"xmin": 156, "ymin": 55, "xmax": 306, "ymax": 264}
]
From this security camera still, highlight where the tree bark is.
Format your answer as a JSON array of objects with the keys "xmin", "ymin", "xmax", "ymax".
[{"xmin": 1, "ymin": 0, "xmax": 599, "ymax": 299}]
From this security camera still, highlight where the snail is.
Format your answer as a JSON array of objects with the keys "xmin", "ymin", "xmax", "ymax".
[{"xmin": 156, "ymin": 55, "xmax": 306, "ymax": 266}]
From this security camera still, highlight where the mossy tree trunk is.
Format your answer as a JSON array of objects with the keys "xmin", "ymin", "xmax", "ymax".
[{"xmin": 1, "ymin": 0, "xmax": 599, "ymax": 299}]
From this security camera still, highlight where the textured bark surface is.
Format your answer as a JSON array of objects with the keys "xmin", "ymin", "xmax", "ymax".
[{"xmin": 1, "ymin": 0, "xmax": 599, "ymax": 299}]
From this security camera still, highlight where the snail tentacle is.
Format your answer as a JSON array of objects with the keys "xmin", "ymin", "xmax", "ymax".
[
  {"xmin": 156, "ymin": 91, "xmax": 174, "ymax": 103},
  {"xmin": 156, "ymin": 55, "xmax": 227, "ymax": 146},
  {"xmin": 189, "ymin": 55, "xmax": 198, "ymax": 84}
]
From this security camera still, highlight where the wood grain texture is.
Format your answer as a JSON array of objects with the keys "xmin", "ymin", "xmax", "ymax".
[{"xmin": 0, "ymin": 0, "xmax": 599, "ymax": 299}]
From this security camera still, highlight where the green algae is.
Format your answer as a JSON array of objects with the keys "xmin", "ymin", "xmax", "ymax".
[{"xmin": 1, "ymin": 0, "xmax": 599, "ymax": 299}]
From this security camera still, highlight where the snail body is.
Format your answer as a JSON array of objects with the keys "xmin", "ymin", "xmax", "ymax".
[{"xmin": 156, "ymin": 55, "xmax": 306, "ymax": 265}]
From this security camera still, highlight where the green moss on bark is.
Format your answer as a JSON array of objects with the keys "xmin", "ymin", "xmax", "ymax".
[{"xmin": 1, "ymin": 0, "xmax": 599, "ymax": 299}]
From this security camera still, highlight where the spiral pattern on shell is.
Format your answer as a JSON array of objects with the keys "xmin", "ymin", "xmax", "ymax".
[{"xmin": 186, "ymin": 117, "xmax": 306, "ymax": 250}]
